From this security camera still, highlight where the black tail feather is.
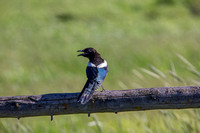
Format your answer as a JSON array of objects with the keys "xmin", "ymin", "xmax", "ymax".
[
  {"xmin": 77, "ymin": 80, "xmax": 96, "ymax": 104},
  {"xmin": 77, "ymin": 89, "xmax": 95, "ymax": 104}
]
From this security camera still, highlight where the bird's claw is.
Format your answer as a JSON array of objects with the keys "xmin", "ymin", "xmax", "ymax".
[{"xmin": 101, "ymin": 85, "xmax": 106, "ymax": 92}]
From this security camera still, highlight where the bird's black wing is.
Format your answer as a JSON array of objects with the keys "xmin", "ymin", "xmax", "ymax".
[
  {"xmin": 86, "ymin": 66, "xmax": 98, "ymax": 80},
  {"xmin": 77, "ymin": 67, "xmax": 98, "ymax": 104}
]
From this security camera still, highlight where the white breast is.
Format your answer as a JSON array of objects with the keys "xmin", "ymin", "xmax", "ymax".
[{"xmin": 87, "ymin": 60, "xmax": 107, "ymax": 68}]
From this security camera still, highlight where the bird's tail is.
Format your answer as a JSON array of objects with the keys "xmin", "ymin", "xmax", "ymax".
[{"xmin": 77, "ymin": 80, "xmax": 97, "ymax": 104}]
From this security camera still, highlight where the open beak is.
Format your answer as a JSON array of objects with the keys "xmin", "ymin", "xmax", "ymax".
[{"xmin": 77, "ymin": 50, "xmax": 84, "ymax": 56}]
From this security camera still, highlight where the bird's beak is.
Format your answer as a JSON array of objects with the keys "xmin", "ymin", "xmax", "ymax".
[
  {"xmin": 77, "ymin": 50, "xmax": 84, "ymax": 56},
  {"xmin": 77, "ymin": 50, "xmax": 83, "ymax": 52}
]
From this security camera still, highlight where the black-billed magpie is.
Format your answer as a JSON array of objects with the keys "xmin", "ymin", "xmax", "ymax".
[{"xmin": 77, "ymin": 47, "xmax": 108, "ymax": 104}]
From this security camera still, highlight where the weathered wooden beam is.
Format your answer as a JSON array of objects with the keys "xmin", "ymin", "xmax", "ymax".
[{"xmin": 0, "ymin": 86, "xmax": 200, "ymax": 119}]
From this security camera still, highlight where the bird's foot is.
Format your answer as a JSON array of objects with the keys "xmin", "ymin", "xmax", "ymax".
[
  {"xmin": 101, "ymin": 89, "xmax": 106, "ymax": 92},
  {"xmin": 101, "ymin": 85, "xmax": 106, "ymax": 92}
]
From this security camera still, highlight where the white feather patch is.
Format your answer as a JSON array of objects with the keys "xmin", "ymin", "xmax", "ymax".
[
  {"xmin": 87, "ymin": 62, "xmax": 96, "ymax": 67},
  {"xmin": 87, "ymin": 60, "xmax": 107, "ymax": 68},
  {"xmin": 97, "ymin": 60, "xmax": 107, "ymax": 68}
]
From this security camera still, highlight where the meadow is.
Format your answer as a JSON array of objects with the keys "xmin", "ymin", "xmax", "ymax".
[{"xmin": 0, "ymin": 0, "xmax": 200, "ymax": 132}]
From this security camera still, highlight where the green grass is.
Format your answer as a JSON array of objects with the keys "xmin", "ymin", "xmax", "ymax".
[{"xmin": 1, "ymin": 0, "xmax": 200, "ymax": 132}]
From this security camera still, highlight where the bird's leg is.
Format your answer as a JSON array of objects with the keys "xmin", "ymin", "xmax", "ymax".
[{"xmin": 101, "ymin": 85, "xmax": 106, "ymax": 92}]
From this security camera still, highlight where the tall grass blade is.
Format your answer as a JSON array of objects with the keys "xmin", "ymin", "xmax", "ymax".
[
  {"xmin": 132, "ymin": 69, "xmax": 144, "ymax": 79},
  {"xmin": 187, "ymin": 68, "xmax": 200, "ymax": 77},
  {"xmin": 18, "ymin": 123, "xmax": 29, "ymax": 133},
  {"xmin": 168, "ymin": 71, "xmax": 184, "ymax": 83},
  {"xmin": 140, "ymin": 68, "xmax": 160, "ymax": 79},
  {"xmin": 170, "ymin": 61, "xmax": 176, "ymax": 74},
  {"xmin": 118, "ymin": 81, "xmax": 128, "ymax": 90},
  {"xmin": 177, "ymin": 54, "xmax": 200, "ymax": 78},
  {"xmin": 149, "ymin": 65, "xmax": 166, "ymax": 78},
  {"xmin": 191, "ymin": 80, "xmax": 200, "ymax": 85},
  {"xmin": 176, "ymin": 54, "xmax": 196, "ymax": 69},
  {"xmin": 92, "ymin": 116, "xmax": 102, "ymax": 133}
]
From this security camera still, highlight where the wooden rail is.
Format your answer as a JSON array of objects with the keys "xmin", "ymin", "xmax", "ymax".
[{"xmin": 0, "ymin": 86, "xmax": 200, "ymax": 119}]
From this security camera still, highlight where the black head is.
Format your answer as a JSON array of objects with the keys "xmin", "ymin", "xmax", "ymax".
[
  {"xmin": 77, "ymin": 47, "xmax": 104, "ymax": 65},
  {"xmin": 77, "ymin": 47, "xmax": 98, "ymax": 59}
]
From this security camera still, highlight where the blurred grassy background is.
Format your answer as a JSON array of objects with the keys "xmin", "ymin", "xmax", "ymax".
[{"xmin": 0, "ymin": 0, "xmax": 200, "ymax": 132}]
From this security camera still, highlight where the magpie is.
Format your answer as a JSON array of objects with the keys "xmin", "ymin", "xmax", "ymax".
[{"xmin": 77, "ymin": 47, "xmax": 108, "ymax": 104}]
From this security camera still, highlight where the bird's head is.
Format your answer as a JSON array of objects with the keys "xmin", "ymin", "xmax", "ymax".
[{"xmin": 77, "ymin": 47, "xmax": 98, "ymax": 59}]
